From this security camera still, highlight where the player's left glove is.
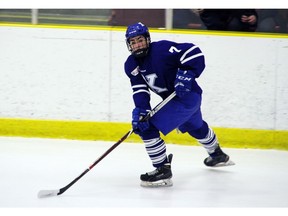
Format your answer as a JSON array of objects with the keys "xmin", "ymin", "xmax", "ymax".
[
  {"xmin": 174, "ymin": 69, "xmax": 194, "ymax": 98},
  {"xmin": 132, "ymin": 108, "xmax": 150, "ymax": 134}
]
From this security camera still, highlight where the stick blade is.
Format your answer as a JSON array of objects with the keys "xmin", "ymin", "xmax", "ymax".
[{"xmin": 37, "ymin": 189, "xmax": 60, "ymax": 198}]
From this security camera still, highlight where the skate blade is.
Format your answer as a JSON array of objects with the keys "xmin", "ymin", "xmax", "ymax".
[
  {"xmin": 140, "ymin": 178, "xmax": 173, "ymax": 188},
  {"xmin": 212, "ymin": 159, "xmax": 235, "ymax": 167}
]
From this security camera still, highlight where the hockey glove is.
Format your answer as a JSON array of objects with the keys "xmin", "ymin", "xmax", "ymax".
[
  {"xmin": 132, "ymin": 108, "xmax": 150, "ymax": 134},
  {"xmin": 174, "ymin": 69, "xmax": 194, "ymax": 98}
]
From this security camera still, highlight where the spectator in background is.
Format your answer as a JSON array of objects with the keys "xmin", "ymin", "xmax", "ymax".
[
  {"xmin": 257, "ymin": 9, "xmax": 288, "ymax": 33},
  {"xmin": 196, "ymin": 9, "xmax": 258, "ymax": 32},
  {"xmin": 173, "ymin": 9, "xmax": 204, "ymax": 29},
  {"xmin": 277, "ymin": 9, "xmax": 288, "ymax": 33}
]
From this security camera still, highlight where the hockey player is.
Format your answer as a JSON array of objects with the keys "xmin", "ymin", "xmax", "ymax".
[{"xmin": 124, "ymin": 22, "xmax": 234, "ymax": 188}]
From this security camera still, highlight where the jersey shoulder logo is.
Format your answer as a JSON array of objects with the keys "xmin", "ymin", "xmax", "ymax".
[{"xmin": 131, "ymin": 66, "xmax": 139, "ymax": 76}]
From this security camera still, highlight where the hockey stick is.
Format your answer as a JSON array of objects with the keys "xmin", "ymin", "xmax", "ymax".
[{"xmin": 38, "ymin": 91, "xmax": 176, "ymax": 198}]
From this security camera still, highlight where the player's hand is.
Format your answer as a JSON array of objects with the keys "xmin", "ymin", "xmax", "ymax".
[
  {"xmin": 174, "ymin": 69, "xmax": 194, "ymax": 97},
  {"xmin": 132, "ymin": 108, "xmax": 150, "ymax": 134}
]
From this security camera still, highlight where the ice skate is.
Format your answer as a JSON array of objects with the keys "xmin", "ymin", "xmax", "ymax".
[
  {"xmin": 204, "ymin": 146, "xmax": 235, "ymax": 167},
  {"xmin": 140, "ymin": 154, "xmax": 173, "ymax": 187}
]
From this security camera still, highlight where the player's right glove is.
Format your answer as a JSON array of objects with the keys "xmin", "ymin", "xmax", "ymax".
[
  {"xmin": 132, "ymin": 107, "xmax": 150, "ymax": 134},
  {"xmin": 174, "ymin": 69, "xmax": 194, "ymax": 98}
]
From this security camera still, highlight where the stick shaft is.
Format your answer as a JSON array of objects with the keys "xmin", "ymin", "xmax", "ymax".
[
  {"xmin": 58, "ymin": 130, "xmax": 132, "ymax": 195},
  {"xmin": 39, "ymin": 91, "xmax": 176, "ymax": 197}
]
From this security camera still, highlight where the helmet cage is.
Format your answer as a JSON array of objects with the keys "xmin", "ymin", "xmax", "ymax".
[{"xmin": 125, "ymin": 22, "xmax": 151, "ymax": 57}]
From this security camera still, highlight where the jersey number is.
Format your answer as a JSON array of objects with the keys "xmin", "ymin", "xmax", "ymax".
[{"xmin": 169, "ymin": 46, "xmax": 181, "ymax": 53}]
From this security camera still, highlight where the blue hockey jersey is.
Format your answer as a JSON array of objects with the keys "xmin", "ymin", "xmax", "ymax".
[{"xmin": 124, "ymin": 40, "xmax": 205, "ymax": 111}]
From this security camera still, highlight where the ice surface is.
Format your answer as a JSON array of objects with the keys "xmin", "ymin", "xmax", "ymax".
[{"xmin": 0, "ymin": 136, "xmax": 287, "ymax": 215}]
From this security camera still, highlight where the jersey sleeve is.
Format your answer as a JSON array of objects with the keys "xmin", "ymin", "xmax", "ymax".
[
  {"xmin": 124, "ymin": 56, "xmax": 152, "ymax": 110},
  {"xmin": 174, "ymin": 42, "xmax": 206, "ymax": 78}
]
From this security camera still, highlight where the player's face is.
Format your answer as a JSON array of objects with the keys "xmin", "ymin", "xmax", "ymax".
[{"xmin": 128, "ymin": 35, "xmax": 148, "ymax": 52}]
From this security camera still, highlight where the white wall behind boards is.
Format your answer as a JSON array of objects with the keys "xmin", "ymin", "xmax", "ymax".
[{"xmin": 0, "ymin": 25, "xmax": 287, "ymax": 130}]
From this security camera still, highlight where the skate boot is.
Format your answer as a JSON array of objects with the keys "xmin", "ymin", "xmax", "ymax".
[
  {"xmin": 204, "ymin": 146, "xmax": 235, "ymax": 167},
  {"xmin": 140, "ymin": 154, "xmax": 173, "ymax": 187}
]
